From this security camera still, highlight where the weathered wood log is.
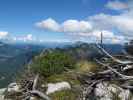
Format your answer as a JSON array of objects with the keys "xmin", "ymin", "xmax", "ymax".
[
  {"xmin": 120, "ymin": 85, "xmax": 133, "ymax": 90},
  {"xmin": 32, "ymin": 74, "xmax": 39, "ymax": 90},
  {"xmin": 15, "ymin": 74, "xmax": 51, "ymax": 100},
  {"xmin": 96, "ymin": 44, "xmax": 133, "ymax": 64},
  {"xmin": 30, "ymin": 90, "xmax": 51, "ymax": 100},
  {"xmin": 95, "ymin": 59, "xmax": 133, "ymax": 80},
  {"xmin": 82, "ymin": 79, "xmax": 104, "ymax": 100}
]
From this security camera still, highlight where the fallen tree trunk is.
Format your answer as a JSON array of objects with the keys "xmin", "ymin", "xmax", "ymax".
[
  {"xmin": 6, "ymin": 74, "xmax": 51, "ymax": 100},
  {"xmin": 30, "ymin": 90, "xmax": 50, "ymax": 100},
  {"xmin": 32, "ymin": 74, "xmax": 39, "ymax": 90},
  {"xmin": 95, "ymin": 59, "xmax": 133, "ymax": 80},
  {"xmin": 96, "ymin": 44, "xmax": 133, "ymax": 64}
]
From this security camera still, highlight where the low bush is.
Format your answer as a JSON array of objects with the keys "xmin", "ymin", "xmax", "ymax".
[{"xmin": 31, "ymin": 50, "xmax": 76, "ymax": 77}]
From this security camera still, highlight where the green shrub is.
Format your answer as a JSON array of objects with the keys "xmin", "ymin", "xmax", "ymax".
[{"xmin": 31, "ymin": 50, "xmax": 75, "ymax": 77}]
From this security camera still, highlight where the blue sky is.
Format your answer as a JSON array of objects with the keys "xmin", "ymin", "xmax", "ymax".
[{"xmin": 0, "ymin": 0, "xmax": 132, "ymax": 43}]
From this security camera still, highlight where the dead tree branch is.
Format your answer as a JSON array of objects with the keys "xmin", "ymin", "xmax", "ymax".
[
  {"xmin": 95, "ymin": 59, "xmax": 133, "ymax": 80},
  {"xmin": 96, "ymin": 43, "xmax": 133, "ymax": 64}
]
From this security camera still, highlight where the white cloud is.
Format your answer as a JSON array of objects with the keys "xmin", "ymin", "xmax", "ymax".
[
  {"xmin": 26, "ymin": 34, "xmax": 33, "ymax": 41},
  {"xmin": 36, "ymin": 16, "xmax": 127, "ymax": 43},
  {"xmin": 61, "ymin": 20, "xmax": 92, "ymax": 32},
  {"xmin": 89, "ymin": 13, "xmax": 114, "ymax": 30},
  {"xmin": 12, "ymin": 34, "xmax": 34, "ymax": 42},
  {"xmin": 92, "ymin": 30, "xmax": 114, "ymax": 39},
  {"xmin": 36, "ymin": 18, "xmax": 60, "ymax": 32},
  {"xmin": 89, "ymin": 12, "xmax": 133, "ymax": 37},
  {"xmin": 105, "ymin": 0, "xmax": 128, "ymax": 10},
  {"xmin": 76, "ymin": 30, "xmax": 114, "ymax": 38},
  {"xmin": 22, "ymin": 34, "xmax": 33, "ymax": 42},
  {"xmin": 67, "ymin": 29, "xmax": 125, "ymax": 44},
  {"xmin": 0, "ymin": 31, "xmax": 8, "ymax": 39},
  {"xmin": 88, "ymin": 0, "xmax": 133, "ymax": 38},
  {"xmin": 113, "ymin": 16, "xmax": 133, "ymax": 35},
  {"xmin": 112, "ymin": 38, "xmax": 121, "ymax": 44},
  {"xmin": 35, "ymin": 0, "xmax": 133, "ymax": 44},
  {"xmin": 36, "ymin": 18, "xmax": 92, "ymax": 33}
]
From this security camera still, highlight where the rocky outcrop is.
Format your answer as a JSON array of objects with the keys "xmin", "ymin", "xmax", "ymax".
[
  {"xmin": 7, "ymin": 83, "xmax": 20, "ymax": 92},
  {"xmin": 95, "ymin": 82, "xmax": 133, "ymax": 100},
  {"xmin": 46, "ymin": 81, "xmax": 71, "ymax": 95}
]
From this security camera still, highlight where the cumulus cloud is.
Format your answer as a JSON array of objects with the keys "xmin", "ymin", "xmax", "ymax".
[
  {"xmin": 88, "ymin": 0, "xmax": 133, "ymax": 38},
  {"xmin": 105, "ymin": 0, "xmax": 128, "ymax": 10},
  {"xmin": 36, "ymin": 18, "xmax": 92, "ymax": 33},
  {"xmin": 35, "ymin": 0, "xmax": 133, "ymax": 44},
  {"xmin": 76, "ymin": 30, "xmax": 114, "ymax": 38},
  {"xmin": 36, "ymin": 16, "xmax": 127, "ymax": 43},
  {"xmin": 0, "ymin": 31, "xmax": 8, "ymax": 39},
  {"xmin": 88, "ymin": 0, "xmax": 133, "ymax": 37},
  {"xmin": 92, "ymin": 30, "xmax": 114, "ymax": 39},
  {"xmin": 61, "ymin": 20, "xmax": 92, "ymax": 32},
  {"xmin": 89, "ymin": 12, "xmax": 133, "ymax": 37},
  {"xmin": 36, "ymin": 18, "xmax": 60, "ymax": 32},
  {"xmin": 12, "ymin": 34, "xmax": 34, "ymax": 42},
  {"xmin": 66, "ymin": 28, "xmax": 124, "ymax": 43}
]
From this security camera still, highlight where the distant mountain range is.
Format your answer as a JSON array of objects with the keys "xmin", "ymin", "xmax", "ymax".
[
  {"xmin": 0, "ymin": 41, "xmax": 125, "ymax": 88},
  {"xmin": 101, "ymin": 44, "xmax": 124, "ymax": 55},
  {"xmin": 59, "ymin": 42, "xmax": 124, "ymax": 61},
  {"xmin": 0, "ymin": 42, "xmax": 45, "ymax": 88}
]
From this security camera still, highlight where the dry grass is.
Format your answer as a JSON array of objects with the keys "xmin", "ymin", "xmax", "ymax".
[
  {"xmin": 49, "ymin": 90, "xmax": 78, "ymax": 100},
  {"xmin": 76, "ymin": 60, "xmax": 99, "ymax": 73}
]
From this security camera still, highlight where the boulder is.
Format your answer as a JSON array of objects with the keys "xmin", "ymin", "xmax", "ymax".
[
  {"xmin": 46, "ymin": 81, "xmax": 71, "ymax": 95},
  {"xmin": 95, "ymin": 82, "xmax": 133, "ymax": 100},
  {"xmin": 7, "ymin": 83, "xmax": 20, "ymax": 92}
]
